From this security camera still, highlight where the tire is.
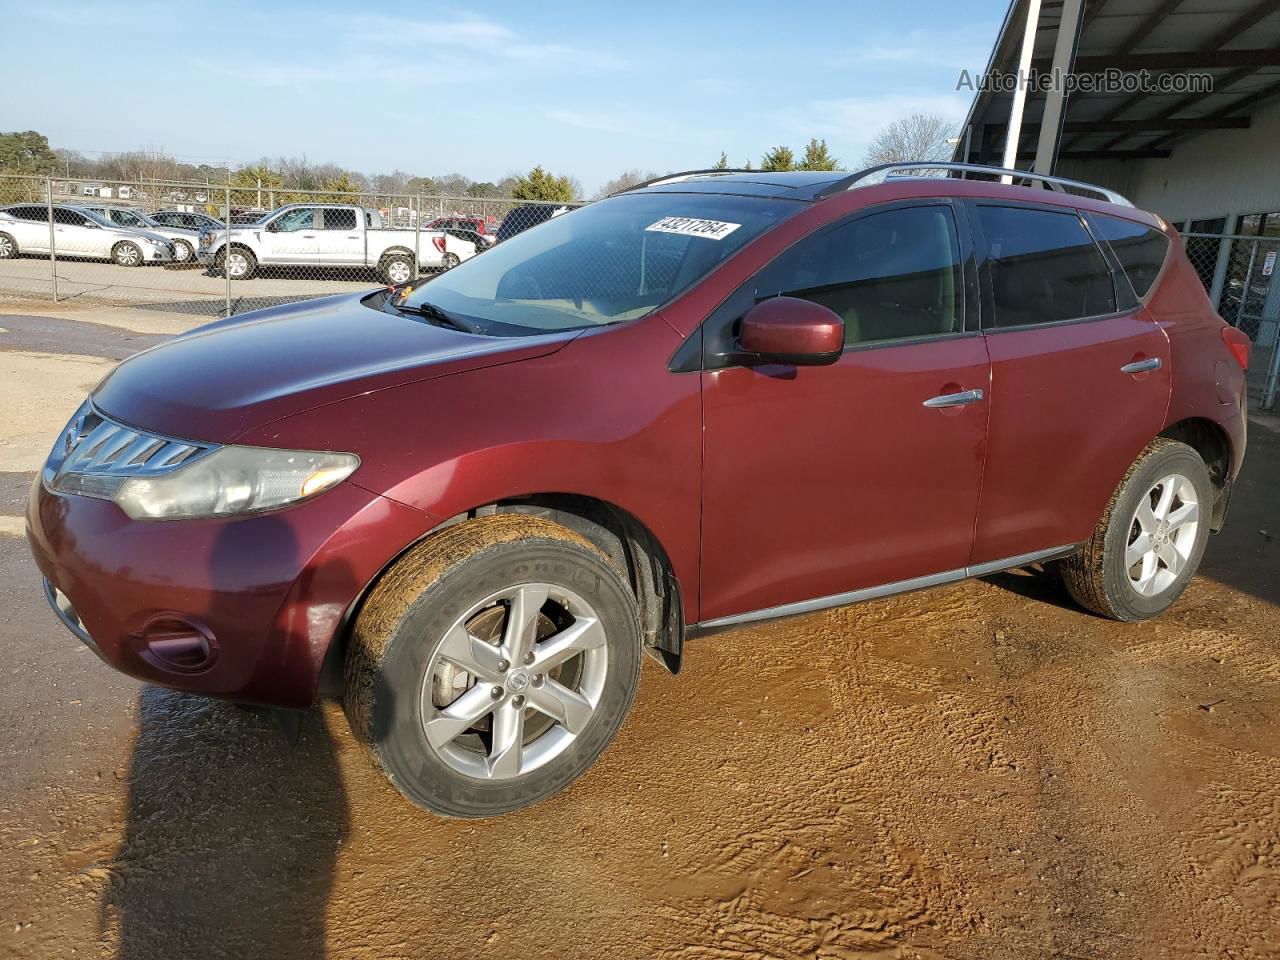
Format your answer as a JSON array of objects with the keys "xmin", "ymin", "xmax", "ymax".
[
  {"xmin": 217, "ymin": 245, "xmax": 257, "ymax": 280},
  {"xmin": 112, "ymin": 241, "xmax": 143, "ymax": 267},
  {"xmin": 1058, "ymin": 438, "xmax": 1213, "ymax": 621},
  {"xmin": 171, "ymin": 239, "xmax": 194, "ymax": 263},
  {"xmin": 344, "ymin": 514, "xmax": 642, "ymax": 818},
  {"xmin": 441, "ymin": 252, "xmax": 461, "ymax": 270},
  {"xmin": 0, "ymin": 232, "xmax": 16, "ymax": 259},
  {"xmin": 379, "ymin": 252, "xmax": 414, "ymax": 286}
]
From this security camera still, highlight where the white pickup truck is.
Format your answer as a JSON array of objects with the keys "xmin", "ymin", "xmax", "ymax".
[{"xmin": 196, "ymin": 203, "xmax": 477, "ymax": 283}]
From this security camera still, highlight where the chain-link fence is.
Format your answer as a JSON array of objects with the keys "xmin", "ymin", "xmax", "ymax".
[
  {"xmin": 0, "ymin": 174, "xmax": 582, "ymax": 318},
  {"xmin": 1181, "ymin": 229, "xmax": 1280, "ymax": 410}
]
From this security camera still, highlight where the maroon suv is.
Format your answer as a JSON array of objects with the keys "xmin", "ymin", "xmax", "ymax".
[{"xmin": 27, "ymin": 165, "xmax": 1251, "ymax": 817}]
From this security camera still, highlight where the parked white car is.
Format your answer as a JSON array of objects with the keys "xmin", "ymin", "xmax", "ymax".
[
  {"xmin": 79, "ymin": 204, "xmax": 202, "ymax": 262},
  {"xmin": 196, "ymin": 203, "xmax": 477, "ymax": 282},
  {"xmin": 0, "ymin": 204, "xmax": 174, "ymax": 266}
]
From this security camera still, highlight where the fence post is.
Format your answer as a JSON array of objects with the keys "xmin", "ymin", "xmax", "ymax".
[
  {"xmin": 413, "ymin": 194, "xmax": 421, "ymax": 281},
  {"xmin": 225, "ymin": 181, "xmax": 232, "ymax": 318},
  {"xmin": 46, "ymin": 178, "xmax": 58, "ymax": 303}
]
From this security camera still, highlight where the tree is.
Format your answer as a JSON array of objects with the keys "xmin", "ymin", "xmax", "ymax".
[
  {"xmin": 511, "ymin": 165, "xmax": 576, "ymax": 203},
  {"xmin": 594, "ymin": 169, "xmax": 658, "ymax": 199},
  {"xmin": 0, "ymin": 131, "xmax": 59, "ymax": 174},
  {"xmin": 759, "ymin": 146, "xmax": 796, "ymax": 172},
  {"xmin": 797, "ymin": 138, "xmax": 841, "ymax": 171},
  {"xmin": 863, "ymin": 112, "xmax": 955, "ymax": 166},
  {"xmin": 714, "ymin": 151, "xmax": 729, "ymax": 170}
]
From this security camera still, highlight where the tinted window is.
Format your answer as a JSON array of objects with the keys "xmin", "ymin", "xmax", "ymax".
[
  {"xmin": 977, "ymin": 205, "xmax": 1115, "ymax": 327},
  {"xmin": 322, "ymin": 208, "xmax": 357, "ymax": 231},
  {"xmin": 754, "ymin": 205, "xmax": 963, "ymax": 346},
  {"xmin": 52, "ymin": 208, "xmax": 89, "ymax": 226},
  {"xmin": 10, "ymin": 206, "xmax": 44, "ymax": 221},
  {"xmin": 1092, "ymin": 214, "xmax": 1170, "ymax": 298}
]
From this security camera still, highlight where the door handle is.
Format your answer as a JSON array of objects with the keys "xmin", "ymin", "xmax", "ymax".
[
  {"xmin": 923, "ymin": 388, "xmax": 984, "ymax": 408},
  {"xmin": 346, "ymin": 235, "xmax": 360, "ymax": 239},
  {"xmin": 1121, "ymin": 357, "xmax": 1162, "ymax": 374}
]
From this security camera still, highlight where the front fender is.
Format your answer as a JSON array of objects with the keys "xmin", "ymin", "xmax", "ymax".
[{"xmin": 236, "ymin": 314, "xmax": 703, "ymax": 616}]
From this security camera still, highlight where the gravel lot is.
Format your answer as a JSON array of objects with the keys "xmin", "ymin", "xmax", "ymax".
[{"xmin": 1, "ymin": 300, "xmax": 1277, "ymax": 960}]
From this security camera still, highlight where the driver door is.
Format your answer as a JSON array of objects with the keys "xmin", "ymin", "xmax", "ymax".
[
  {"xmin": 698, "ymin": 201, "xmax": 992, "ymax": 624},
  {"xmin": 261, "ymin": 207, "xmax": 319, "ymax": 264}
]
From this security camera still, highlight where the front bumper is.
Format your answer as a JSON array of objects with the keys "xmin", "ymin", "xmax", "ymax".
[
  {"xmin": 26, "ymin": 476, "xmax": 435, "ymax": 708},
  {"xmin": 140, "ymin": 243, "xmax": 173, "ymax": 263}
]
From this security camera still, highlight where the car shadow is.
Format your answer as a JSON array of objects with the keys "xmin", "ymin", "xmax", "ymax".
[{"xmin": 102, "ymin": 518, "xmax": 356, "ymax": 959}]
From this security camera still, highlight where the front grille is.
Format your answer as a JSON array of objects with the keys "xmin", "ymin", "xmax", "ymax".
[{"xmin": 43, "ymin": 402, "xmax": 216, "ymax": 500}]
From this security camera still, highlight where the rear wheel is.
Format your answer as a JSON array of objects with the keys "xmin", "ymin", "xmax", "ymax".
[
  {"xmin": 344, "ymin": 515, "xmax": 643, "ymax": 817},
  {"xmin": 441, "ymin": 252, "xmax": 461, "ymax": 270},
  {"xmin": 1058, "ymin": 438, "xmax": 1212, "ymax": 621},
  {"xmin": 0, "ymin": 232, "xmax": 16, "ymax": 258},
  {"xmin": 379, "ymin": 252, "xmax": 414, "ymax": 285},
  {"xmin": 112, "ymin": 241, "xmax": 143, "ymax": 267}
]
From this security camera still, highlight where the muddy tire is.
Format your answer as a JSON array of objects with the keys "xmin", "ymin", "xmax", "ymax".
[
  {"xmin": 0, "ymin": 232, "xmax": 16, "ymax": 259},
  {"xmin": 1058, "ymin": 438, "xmax": 1212, "ymax": 621},
  {"xmin": 379, "ymin": 252, "xmax": 415, "ymax": 286},
  {"xmin": 344, "ymin": 514, "xmax": 643, "ymax": 818}
]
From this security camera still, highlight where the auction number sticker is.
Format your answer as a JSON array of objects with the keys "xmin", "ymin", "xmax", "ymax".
[{"xmin": 645, "ymin": 216, "xmax": 741, "ymax": 240}]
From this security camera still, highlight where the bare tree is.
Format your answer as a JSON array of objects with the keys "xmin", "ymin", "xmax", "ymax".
[
  {"xmin": 593, "ymin": 169, "xmax": 659, "ymax": 199},
  {"xmin": 862, "ymin": 112, "xmax": 956, "ymax": 166}
]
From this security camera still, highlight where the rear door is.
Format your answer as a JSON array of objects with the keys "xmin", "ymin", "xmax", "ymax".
[
  {"xmin": 315, "ymin": 207, "xmax": 365, "ymax": 264},
  {"xmin": 53, "ymin": 209, "xmax": 102, "ymax": 256},
  {"xmin": 8, "ymin": 206, "xmax": 50, "ymax": 252},
  {"xmin": 699, "ymin": 200, "xmax": 992, "ymax": 623},
  {"xmin": 967, "ymin": 200, "xmax": 1171, "ymax": 566}
]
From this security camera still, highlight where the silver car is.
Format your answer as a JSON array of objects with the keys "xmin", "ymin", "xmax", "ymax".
[
  {"xmin": 0, "ymin": 204, "xmax": 173, "ymax": 266},
  {"xmin": 79, "ymin": 204, "xmax": 201, "ymax": 262}
]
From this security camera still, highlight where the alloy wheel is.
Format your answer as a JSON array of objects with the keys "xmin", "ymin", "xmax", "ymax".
[
  {"xmin": 115, "ymin": 244, "xmax": 140, "ymax": 266},
  {"xmin": 226, "ymin": 252, "xmax": 249, "ymax": 278},
  {"xmin": 0, "ymin": 236, "xmax": 13, "ymax": 258},
  {"xmin": 419, "ymin": 583, "xmax": 608, "ymax": 780},
  {"xmin": 1125, "ymin": 472, "xmax": 1200, "ymax": 597},
  {"xmin": 387, "ymin": 259, "xmax": 412, "ymax": 284}
]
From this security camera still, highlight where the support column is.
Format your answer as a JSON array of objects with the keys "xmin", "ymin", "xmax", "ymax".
[
  {"xmin": 1002, "ymin": 0, "xmax": 1043, "ymax": 180},
  {"xmin": 1034, "ymin": 0, "xmax": 1086, "ymax": 174}
]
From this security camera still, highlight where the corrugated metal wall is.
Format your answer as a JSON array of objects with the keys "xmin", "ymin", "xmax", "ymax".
[{"xmin": 1057, "ymin": 99, "xmax": 1280, "ymax": 227}]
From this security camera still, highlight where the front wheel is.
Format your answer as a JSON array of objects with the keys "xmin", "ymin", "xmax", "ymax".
[
  {"xmin": 344, "ymin": 515, "xmax": 642, "ymax": 818},
  {"xmin": 1058, "ymin": 438, "xmax": 1213, "ymax": 621},
  {"xmin": 171, "ymin": 239, "xmax": 194, "ymax": 263},
  {"xmin": 0, "ymin": 232, "xmax": 16, "ymax": 259},
  {"xmin": 217, "ymin": 246, "xmax": 257, "ymax": 279},
  {"xmin": 112, "ymin": 241, "xmax": 143, "ymax": 267}
]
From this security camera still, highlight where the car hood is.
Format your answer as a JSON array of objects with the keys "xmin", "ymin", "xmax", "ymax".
[{"xmin": 92, "ymin": 291, "xmax": 579, "ymax": 442}]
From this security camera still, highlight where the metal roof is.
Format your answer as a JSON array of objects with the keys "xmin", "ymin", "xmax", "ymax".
[{"xmin": 956, "ymin": 0, "xmax": 1280, "ymax": 165}]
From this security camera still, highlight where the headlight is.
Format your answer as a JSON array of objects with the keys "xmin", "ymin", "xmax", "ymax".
[{"xmin": 112, "ymin": 446, "xmax": 360, "ymax": 520}]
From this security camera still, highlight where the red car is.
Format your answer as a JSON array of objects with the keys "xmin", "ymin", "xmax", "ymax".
[{"xmin": 27, "ymin": 165, "xmax": 1250, "ymax": 817}]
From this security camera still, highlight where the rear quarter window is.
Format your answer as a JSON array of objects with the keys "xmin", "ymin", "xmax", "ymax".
[{"xmin": 1091, "ymin": 213, "xmax": 1170, "ymax": 299}]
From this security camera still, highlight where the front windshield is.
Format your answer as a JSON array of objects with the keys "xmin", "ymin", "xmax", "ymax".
[{"xmin": 402, "ymin": 191, "xmax": 803, "ymax": 333}]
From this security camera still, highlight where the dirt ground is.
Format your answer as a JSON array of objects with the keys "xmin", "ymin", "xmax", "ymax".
[{"xmin": 1, "ymin": 300, "xmax": 1277, "ymax": 960}]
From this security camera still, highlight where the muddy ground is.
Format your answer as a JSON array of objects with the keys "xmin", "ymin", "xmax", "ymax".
[{"xmin": 0, "ymin": 300, "xmax": 1277, "ymax": 960}]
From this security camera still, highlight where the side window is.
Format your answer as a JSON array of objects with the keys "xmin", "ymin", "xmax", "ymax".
[
  {"xmin": 1091, "ymin": 213, "xmax": 1170, "ymax": 299},
  {"xmin": 754, "ymin": 205, "xmax": 964, "ymax": 346},
  {"xmin": 976, "ymin": 205, "xmax": 1116, "ymax": 327},
  {"xmin": 272, "ymin": 208, "xmax": 315, "ymax": 232},
  {"xmin": 321, "ymin": 208, "xmax": 357, "ymax": 231},
  {"xmin": 12, "ymin": 206, "xmax": 43, "ymax": 221},
  {"xmin": 53, "ymin": 209, "xmax": 88, "ymax": 226}
]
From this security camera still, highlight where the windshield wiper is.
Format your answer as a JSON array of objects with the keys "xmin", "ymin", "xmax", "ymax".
[{"xmin": 392, "ymin": 298, "xmax": 484, "ymax": 334}]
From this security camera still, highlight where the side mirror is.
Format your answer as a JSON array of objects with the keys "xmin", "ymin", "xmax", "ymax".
[{"xmin": 737, "ymin": 296, "xmax": 844, "ymax": 366}]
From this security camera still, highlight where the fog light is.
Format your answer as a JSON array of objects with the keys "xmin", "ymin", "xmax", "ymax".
[{"xmin": 131, "ymin": 616, "xmax": 217, "ymax": 673}]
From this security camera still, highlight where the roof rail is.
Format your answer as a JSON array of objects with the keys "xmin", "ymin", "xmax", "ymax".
[
  {"xmin": 613, "ymin": 168, "xmax": 759, "ymax": 195},
  {"xmin": 813, "ymin": 162, "xmax": 1135, "ymax": 207}
]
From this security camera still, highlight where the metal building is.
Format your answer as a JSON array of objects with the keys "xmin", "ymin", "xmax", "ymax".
[{"xmin": 955, "ymin": 0, "xmax": 1280, "ymax": 406}]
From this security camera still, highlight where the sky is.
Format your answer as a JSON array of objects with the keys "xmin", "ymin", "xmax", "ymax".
[{"xmin": 0, "ymin": 0, "xmax": 1008, "ymax": 195}]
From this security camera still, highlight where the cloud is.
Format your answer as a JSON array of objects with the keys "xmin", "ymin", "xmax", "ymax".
[
  {"xmin": 547, "ymin": 110, "xmax": 727, "ymax": 146},
  {"xmin": 823, "ymin": 27, "xmax": 994, "ymax": 73}
]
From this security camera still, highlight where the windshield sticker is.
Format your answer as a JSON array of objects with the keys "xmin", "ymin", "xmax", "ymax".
[{"xmin": 645, "ymin": 216, "xmax": 741, "ymax": 240}]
